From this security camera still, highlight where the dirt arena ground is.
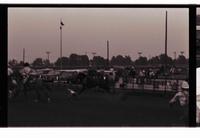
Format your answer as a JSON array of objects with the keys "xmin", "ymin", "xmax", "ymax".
[{"xmin": 8, "ymin": 88, "xmax": 188, "ymax": 127}]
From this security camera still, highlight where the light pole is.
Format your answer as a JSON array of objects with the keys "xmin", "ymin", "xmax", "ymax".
[
  {"xmin": 165, "ymin": 11, "xmax": 168, "ymax": 58},
  {"xmin": 46, "ymin": 51, "xmax": 50, "ymax": 61},
  {"xmin": 60, "ymin": 19, "xmax": 64, "ymax": 70},
  {"xmin": 23, "ymin": 48, "xmax": 25, "ymax": 64},
  {"xmin": 107, "ymin": 40, "xmax": 109, "ymax": 68},
  {"xmin": 92, "ymin": 52, "xmax": 96, "ymax": 67}
]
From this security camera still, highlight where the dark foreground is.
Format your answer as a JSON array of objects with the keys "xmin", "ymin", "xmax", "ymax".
[{"xmin": 8, "ymin": 88, "xmax": 188, "ymax": 127}]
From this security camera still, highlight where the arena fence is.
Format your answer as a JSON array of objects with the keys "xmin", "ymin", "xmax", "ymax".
[{"xmin": 115, "ymin": 77, "xmax": 185, "ymax": 93}]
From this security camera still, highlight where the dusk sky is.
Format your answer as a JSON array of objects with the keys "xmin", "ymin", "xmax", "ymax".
[
  {"xmin": 8, "ymin": 8, "xmax": 189, "ymax": 63},
  {"xmin": 197, "ymin": 8, "xmax": 200, "ymax": 30},
  {"xmin": 198, "ymin": 8, "xmax": 200, "ymax": 14}
]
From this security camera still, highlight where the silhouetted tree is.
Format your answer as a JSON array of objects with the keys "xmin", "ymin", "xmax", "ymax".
[
  {"xmin": 159, "ymin": 54, "xmax": 173, "ymax": 65},
  {"xmin": 135, "ymin": 56, "xmax": 148, "ymax": 65},
  {"xmin": 92, "ymin": 56, "xmax": 107, "ymax": 67},
  {"xmin": 110, "ymin": 55, "xmax": 133, "ymax": 66},
  {"xmin": 175, "ymin": 55, "xmax": 188, "ymax": 65},
  {"xmin": 69, "ymin": 54, "xmax": 79, "ymax": 66},
  {"xmin": 124, "ymin": 56, "xmax": 133, "ymax": 65},
  {"xmin": 80, "ymin": 55, "xmax": 89, "ymax": 66},
  {"xmin": 43, "ymin": 59, "xmax": 51, "ymax": 67},
  {"xmin": 148, "ymin": 56, "xmax": 160, "ymax": 65},
  {"xmin": 54, "ymin": 54, "xmax": 89, "ymax": 68},
  {"xmin": 32, "ymin": 58, "xmax": 43, "ymax": 67},
  {"xmin": 69, "ymin": 54, "xmax": 89, "ymax": 67},
  {"xmin": 55, "ymin": 57, "xmax": 69, "ymax": 68}
]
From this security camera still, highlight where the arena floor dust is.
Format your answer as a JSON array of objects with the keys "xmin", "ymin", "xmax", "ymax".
[{"xmin": 8, "ymin": 88, "xmax": 188, "ymax": 127}]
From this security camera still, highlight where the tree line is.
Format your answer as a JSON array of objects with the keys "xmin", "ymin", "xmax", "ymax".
[{"xmin": 9, "ymin": 53, "xmax": 188, "ymax": 68}]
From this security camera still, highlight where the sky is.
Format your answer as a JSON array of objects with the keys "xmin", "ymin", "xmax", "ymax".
[
  {"xmin": 8, "ymin": 8, "xmax": 189, "ymax": 63},
  {"xmin": 197, "ymin": 8, "xmax": 200, "ymax": 14},
  {"xmin": 197, "ymin": 8, "xmax": 200, "ymax": 30}
]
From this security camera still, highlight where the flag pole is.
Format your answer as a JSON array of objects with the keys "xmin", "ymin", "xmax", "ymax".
[
  {"xmin": 107, "ymin": 40, "xmax": 109, "ymax": 68},
  {"xmin": 23, "ymin": 48, "xmax": 25, "ymax": 64},
  {"xmin": 60, "ymin": 18, "xmax": 63, "ymax": 70},
  {"xmin": 165, "ymin": 11, "xmax": 168, "ymax": 58},
  {"xmin": 164, "ymin": 11, "xmax": 168, "ymax": 94}
]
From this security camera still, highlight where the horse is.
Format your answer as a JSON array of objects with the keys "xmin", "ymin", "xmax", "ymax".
[
  {"xmin": 24, "ymin": 73, "xmax": 52, "ymax": 103},
  {"xmin": 8, "ymin": 69, "xmax": 24, "ymax": 99},
  {"xmin": 8, "ymin": 68, "xmax": 52, "ymax": 103}
]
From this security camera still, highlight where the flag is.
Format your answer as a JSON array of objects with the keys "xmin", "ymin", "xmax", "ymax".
[
  {"xmin": 60, "ymin": 20, "xmax": 64, "ymax": 29},
  {"xmin": 60, "ymin": 20, "xmax": 64, "ymax": 26}
]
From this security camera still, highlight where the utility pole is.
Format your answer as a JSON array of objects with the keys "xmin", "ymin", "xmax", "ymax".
[
  {"xmin": 23, "ymin": 48, "xmax": 25, "ymax": 64},
  {"xmin": 165, "ymin": 11, "xmax": 168, "ymax": 58},
  {"xmin": 46, "ymin": 51, "xmax": 50, "ymax": 61},
  {"xmin": 92, "ymin": 52, "xmax": 96, "ymax": 67},
  {"xmin": 107, "ymin": 40, "xmax": 109, "ymax": 68}
]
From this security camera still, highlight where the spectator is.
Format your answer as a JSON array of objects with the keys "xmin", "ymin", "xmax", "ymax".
[{"xmin": 169, "ymin": 80, "xmax": 189, "ymax": 123}]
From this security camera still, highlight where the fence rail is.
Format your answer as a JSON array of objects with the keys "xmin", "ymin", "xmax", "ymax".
[{"xmin": 115, "ymin": 77, "xmax": 184, "ymax": 93}]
